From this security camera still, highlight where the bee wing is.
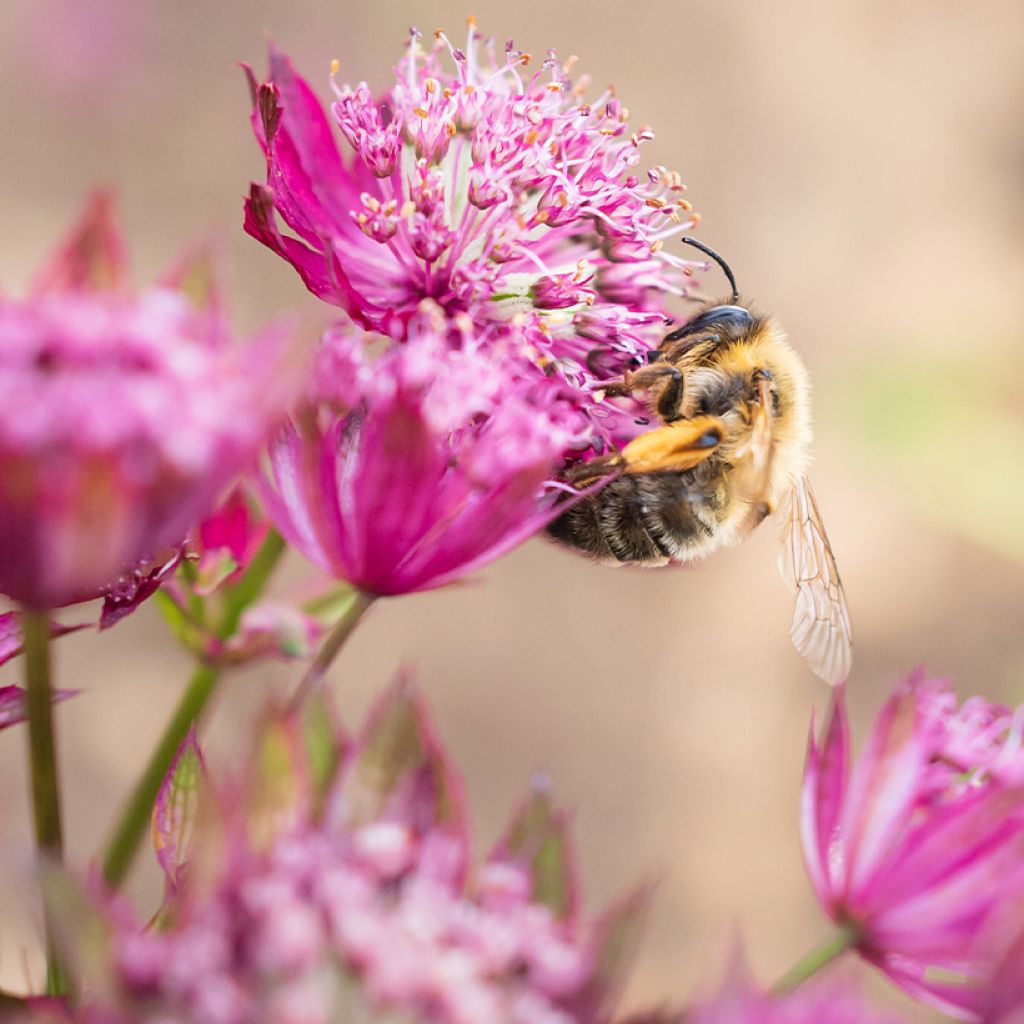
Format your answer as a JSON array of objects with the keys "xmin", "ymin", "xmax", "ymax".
[{"xmin": 777, "ymin": 477, "xmax": 852, "ymax": 686}]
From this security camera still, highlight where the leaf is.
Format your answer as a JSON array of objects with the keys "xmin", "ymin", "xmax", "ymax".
[{"xmin": 152, "ymin": 728, "xmax": 206, "ymax": 894}]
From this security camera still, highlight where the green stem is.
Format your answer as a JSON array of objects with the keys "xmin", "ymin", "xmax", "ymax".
[
  {"xmin": 100, "ymin": 662, "xmax": 218, "ymax": 887},
  {"xmin": 21, "ymin": 608, "xmax": 70, "ymax": 996},
  {"xmin": 288, "ymin": 590, "xmax": 375, "ymax": 710},
  {"xmin": 100, "ymin": 528, "xmax": 287, "ymax": 888},
  {"xmin": 770, "ymin": 924, "xmax": 858, "ymax": 995}
]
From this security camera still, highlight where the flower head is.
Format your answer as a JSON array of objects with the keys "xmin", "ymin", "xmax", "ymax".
[
  {"xmin": 0, "ymin": 194, "xmax": 291, "ymax": 609},
  {"xmin": 62, "ymin": 682, "xmax": 648, "ymax": 1024},
  {"xmin": 801, "ymin": 670, "xmax": 1024, "ymax": 1017},
  {"xmin": 261, "ymin": 307, "xmax": 584, "ymax": 595},
  {"xmin": 244, "ymin": 27, "xmax": 708, "ymax": 452}
]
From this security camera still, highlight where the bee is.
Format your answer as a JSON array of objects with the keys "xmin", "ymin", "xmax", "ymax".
[{"xmin": 548, "ymin": 238, "xmax": 852, "ymax": 685}]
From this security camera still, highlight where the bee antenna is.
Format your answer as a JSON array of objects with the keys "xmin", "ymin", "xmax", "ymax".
[{"xmin": 680, "ymin": 237, "xmax": 740, "ymax": 304}]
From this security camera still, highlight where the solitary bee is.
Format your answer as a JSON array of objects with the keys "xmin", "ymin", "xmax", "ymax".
[{"xmin": 548, "ymin": 238, "xmax": 852, "ymax": 685}]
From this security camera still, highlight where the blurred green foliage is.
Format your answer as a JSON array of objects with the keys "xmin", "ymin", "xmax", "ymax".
[{"xmin": 845, "ymin": 353, "xmax": 1024, "ymax": 562}]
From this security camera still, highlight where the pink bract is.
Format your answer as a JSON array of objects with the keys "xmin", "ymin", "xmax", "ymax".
[
  {"xmin": 260, "ymin": 309, "xmax": 585, "ymax": 596},
  {"xmin": 688, "ymin": 951, "xmax": 903, "ymax": 1024},
  {"xmin": 0, "ymin": 194, "xmax": 291, "ymax": 609},
  {"xmin": 244, "ymin": 26, "xmax": 709, "ymax": 452},
  {"xmin": 801, "ymin": 670, "xmax": 1024, "ymax": 1018}
]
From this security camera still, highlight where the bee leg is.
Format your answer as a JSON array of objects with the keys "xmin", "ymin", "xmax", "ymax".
[
  {"xmin": 604, "ymin": 365, "xmax": 686, "ymax": 422},
  {"xmin": 559, "ymin": 452, "xmax": 625, "ymax": 488},
  {"xmin": 621, "ymin": 416, "xmax": 724, "ymax": 474}
]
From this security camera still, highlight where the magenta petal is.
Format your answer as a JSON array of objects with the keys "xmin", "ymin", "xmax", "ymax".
[
  {"xmin": 865, "ymin": 786, "xmax": 1024, "ymax": 922},
  {"xmin": 840, "ymin": 682, "xmax": 931, "ymax": 901},
  {"xmin": 983, "ymin": 926, "xmax": 1024, "ymax": 1023},
  {"xmin": 244, "ymin": 186, "xmax": 339, "ymax": 306},
  {"xmin": 0, "ymin": 684, "xmax": 78, "ymax": 731},
  {"xmin": 0, "ymin": 613, "xmax": 88, "ymax": 666},
  {"xmin": 99, "ymin": 551, "xmax": 182, "ymax": 630},
  {"xmin": 874, "ymin": 955, "xmax": 987, "ymax": 1019}
]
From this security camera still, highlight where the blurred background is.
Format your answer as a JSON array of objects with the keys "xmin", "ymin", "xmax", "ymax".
[{"xmin": 1, "ymin": 0, "xmax": 1023, "ymax": 1017}]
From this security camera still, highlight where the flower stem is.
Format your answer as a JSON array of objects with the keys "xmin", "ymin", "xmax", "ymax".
[
  {"xmin": 100, "ymin": 661, "xmax": 218, "ymax": 887},
  {"xmin": 21, "ymin": 608, "xmax": 70, "ymax": 996},
  {"xmin": 100, "ymin": 529, "xmax": 287, "ymax": 888},
  {"xmin": 770, "ymin": 924, "xmax": 858, "ymax": 995},
  {"xmin": 288, "ymin": 590, "xmax": 375, "ymax": 710}
]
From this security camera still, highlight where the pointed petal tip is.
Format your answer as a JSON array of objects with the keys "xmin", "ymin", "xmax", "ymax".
[{"xmin": 30, "ymin": 189, "xmax": 128, "ymax": 295}]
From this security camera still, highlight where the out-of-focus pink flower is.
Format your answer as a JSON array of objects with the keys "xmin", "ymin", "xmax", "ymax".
[
  {"xmin": 260, "ymin": 309, "xmax": 585, "ymax": 595},
  {"xmin": 0, "ymin": 194, "xmax": 291, "ymax": 610},
  {"xmin": 688, "ymin": 952, "xmax": 902, "ymax": 1024},
  {"xmin": 244, "ymin": 26, "xmax": 708, "ymax": 451},
  {"xmin": 61, "ymin": 681, "xmax": 648, "ymax": 1024},
  {"xmin": 801, "ymin": 670, "xmax": 1024, "ymax": 1017}
]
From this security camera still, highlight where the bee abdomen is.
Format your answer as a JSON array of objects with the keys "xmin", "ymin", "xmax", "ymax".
[{"xmin": 547, "ymin": 473, "xmax": 726, "ymax": 565}]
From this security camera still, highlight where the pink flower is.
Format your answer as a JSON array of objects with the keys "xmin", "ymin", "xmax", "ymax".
[
  {"xmin": 801, "ymin": 670, "xmax": 1024, "ymax": 1017},
  {"xmin": 260, "ymin": 309, "xmax": 584, "ymax": 595},
  {"xmin": 688, "ymin": 954, "xmax": 902, "ymax": 1024},
  {"xmin": 64, "ymin": 682, "xmax": 648, "ymax": 1024},
  {"xmin": 0, "ymin": 194, "xmax": 291, "ymax": 609},
  {"xmin": 244, "ymin": 26, "xmax": 707, "ymax": 451}
]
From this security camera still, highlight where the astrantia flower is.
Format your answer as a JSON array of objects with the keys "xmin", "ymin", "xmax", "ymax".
[
  {"xmin": 260, "ymin": 307, "xmax": 584, "ymax": 595},
  {"xmin": 688, "ymin": 952, "xmax": 902, "ymax": 1024},
  {"xmin": 801, "ymin": 670, "xmax": 1024, "ymax": 1017},
  {"xmin": 0, "ymin": 194, "xmax": 290, "ymax": 609},
  {"xmin": 244, "ymin": 25, "xmax": 708, "ymax": 451},
  {"xmin": 61, "ymin": 683, "xmax": 650, "ymax": 1024}
]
